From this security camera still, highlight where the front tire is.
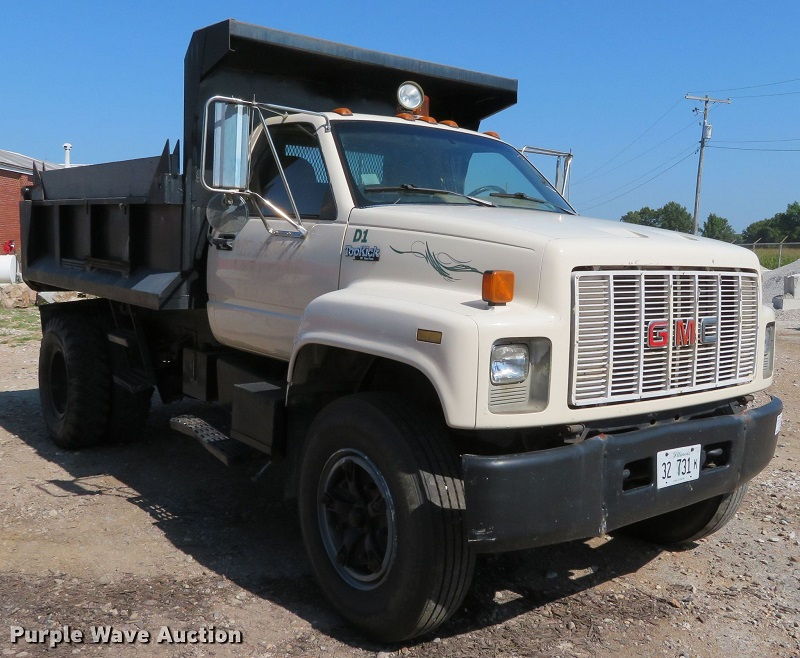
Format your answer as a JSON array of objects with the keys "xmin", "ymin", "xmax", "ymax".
[
  {"xmin": 619, "ymin": 484, "xmax": 749, "ymax": 546},
  {"xmin": 298, "ymin": 393, "xmax": 474, "ymax": 642}
]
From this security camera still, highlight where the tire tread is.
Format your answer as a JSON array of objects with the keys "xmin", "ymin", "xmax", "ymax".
[
  {"xmin": 298, "ymin": 392, "xmax": 475, "ymax": 641},
  {"xmin": 39, "ymin": 314, "xmax": 112, "ymax": 449},
  {"xmin": 355, "ymin": 393, "xmax": 474, "ymax": 638}
]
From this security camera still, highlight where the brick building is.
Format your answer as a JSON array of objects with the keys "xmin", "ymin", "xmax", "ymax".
[{"xmin": 0, "ymin": 150, "xmax": 63, "ymax": 253}]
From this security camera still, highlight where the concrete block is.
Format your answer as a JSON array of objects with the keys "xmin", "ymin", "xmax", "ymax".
[{"xmin": 784, "ymin": 274, "xmax": 800, "ymax": 296}]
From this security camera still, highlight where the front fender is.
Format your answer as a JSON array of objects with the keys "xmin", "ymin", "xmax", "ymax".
[{"xmin": 289, "ymin": 284, "xmax": 481, "ymax": 428}]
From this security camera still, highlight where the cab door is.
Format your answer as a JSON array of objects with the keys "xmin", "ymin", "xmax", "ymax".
[{"xmin": 207, "ymin": 121, "xmax": 347, "ymax": 359}]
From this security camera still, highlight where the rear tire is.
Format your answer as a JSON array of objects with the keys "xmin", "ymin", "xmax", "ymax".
[
  {"xmin": 39, "ymin": 315, "xmax": 112, "ymax": 449},
  {"xmin": 620, "ymin": 484, "xmax": 749, "ymax": 546},
  {"xmin": 298, "ymin": 393, "xmax": 474, "ymax": 642}
]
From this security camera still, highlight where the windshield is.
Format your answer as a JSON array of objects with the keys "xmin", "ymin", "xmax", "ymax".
[{"xmin": 333, "ymin": 120, "xmax": 574, "ymax": 214}]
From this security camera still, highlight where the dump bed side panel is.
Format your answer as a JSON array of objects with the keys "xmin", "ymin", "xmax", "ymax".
[{"xmin": 21, "ymin": 143, "xmax": 189, "ymax": 310}]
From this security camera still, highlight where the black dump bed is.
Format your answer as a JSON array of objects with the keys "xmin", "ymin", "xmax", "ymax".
[
  {"xmin": 22, "ymin": 144, "xmax": 185, "ymax": 309},
  {"xmin": 21, "ymin": 19, "xmax": 517, "ymax": 310}
]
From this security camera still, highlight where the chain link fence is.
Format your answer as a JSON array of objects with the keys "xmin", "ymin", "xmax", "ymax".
[{"xmin": 737, "ymin": 242, "xmax": 800, "ymax": 269}]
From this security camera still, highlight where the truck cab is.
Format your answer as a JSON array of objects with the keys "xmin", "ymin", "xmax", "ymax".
[{"xmin": 20, "ymin": 19, "xmax": 781, "ymax": 643}]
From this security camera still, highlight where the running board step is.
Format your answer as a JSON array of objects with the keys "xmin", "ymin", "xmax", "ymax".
[{"xmin": 169, "ymin": 414, "xmax": 249, "ymax": 466}]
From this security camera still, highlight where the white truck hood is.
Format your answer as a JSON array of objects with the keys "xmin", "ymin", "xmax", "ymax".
[
  {"xmin": 348, "ymin": 204, "xmax": 752, "ymax": 264},
  {"xmin": 343, "ymin": 205, "xmax": 760, "ymax": 312}
]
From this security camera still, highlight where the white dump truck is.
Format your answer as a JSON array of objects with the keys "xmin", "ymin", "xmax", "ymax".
[{"xmin": 21, "ymin": 19, "xmax": 781, "ymax": 641}]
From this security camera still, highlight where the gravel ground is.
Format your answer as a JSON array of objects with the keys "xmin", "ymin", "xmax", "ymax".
[{"xmin": 0, "ymin": 314, "xmax": 798, "ymax": 657}]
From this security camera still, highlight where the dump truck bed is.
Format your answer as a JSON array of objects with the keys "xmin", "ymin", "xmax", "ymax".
[{"xmin": 20, "ymin": 143, "xmax": 188, "ymax": 310}]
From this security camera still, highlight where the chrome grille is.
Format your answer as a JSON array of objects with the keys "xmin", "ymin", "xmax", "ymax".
[{"xmin": 571, "ymin": 270, "xmax": 759, "ymax": 406}]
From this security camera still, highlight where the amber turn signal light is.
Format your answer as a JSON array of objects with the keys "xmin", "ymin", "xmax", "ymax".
[{"xmin": 482, "ymin": 270, "xmax": 515, "ymax": 306}]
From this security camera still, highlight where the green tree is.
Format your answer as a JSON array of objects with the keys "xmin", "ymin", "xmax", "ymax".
[
  {"xmin": 741, "ymin": 202, "xmax": 800, "ymax": 243},
  {"xmin": 659, "ymin": 201, "xmax": 694, "ymax": 232},
  {"xmin": 620, "ymin": 206, "xmax": 659, "ymax": 227},
  {"xmin": 701, "ymin": 213, "xmax": 736, "ymax": 243},
  {"xmin": 772, "ymin": 201, "xmax": 800, "ymax": 241},
  {"xmin": 741, "ymin": 219, "xmax": 777, "ymax": 244},
  {"xmin": 620, "ymin": 201, "xmax": 693, "ymax": 233}
]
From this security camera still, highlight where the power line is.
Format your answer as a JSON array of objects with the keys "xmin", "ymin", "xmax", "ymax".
[
  {"xmin": 573, "ymin": 118, "xmax": 696, "ymax": 186},
  {"xmin": 731, "ymin": 90, "xmax": 800, "ymax": 99},
  {"xmin": 699, "ymin": 77, "xmax": 800, "ymax": 93},
  {"xmin": 572, "ymin": 98, "xmax": 682, "ymax": 183},
  {"xmin": 580, "ymin": 150, "xmax": 697, "ymax": 212},
  {"xmin": 713, "ymin": 137, "xmax": 800, "ymax": 143},
  {"xmin": 577, "ymin": 144, "xmax": 698, "ymax": 205},
  {"xmin": 579, "ymin": 148, "xmax": 698, "ymax": 212},
  {"xmin": 709, "ymin": 145, "xmax": 800, "ymax": 152}
]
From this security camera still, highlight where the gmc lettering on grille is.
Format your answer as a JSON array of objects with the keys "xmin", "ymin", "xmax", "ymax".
[{"xmin": 647, "ymin": 317, "xmax": 718, "ymax": 348}]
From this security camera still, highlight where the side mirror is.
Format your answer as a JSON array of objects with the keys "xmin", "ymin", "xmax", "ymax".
[
  {"xmin": 207, "ymin": 193, "xmax": 248, "ymax": 235},
  {"xmin": 206, "ymin": 193, "xmax": 249, "ymax": 250},
  {"xmin": 202, "ymin": 98, "xmax": 251, "ymax": 192}
]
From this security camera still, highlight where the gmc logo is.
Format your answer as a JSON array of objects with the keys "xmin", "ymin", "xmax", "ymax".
[{"xmin": 647, "ymin": 317, "xmax": 718, "ymax": 348}]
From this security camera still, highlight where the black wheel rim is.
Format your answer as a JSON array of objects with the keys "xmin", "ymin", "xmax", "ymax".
[
  {"xmin": 48, "ymin": 349, "xmax": 68, "ymax": 416},
  {"xmin": 317, "ymin": 449, "xmax": 397, "ymax": 590}
]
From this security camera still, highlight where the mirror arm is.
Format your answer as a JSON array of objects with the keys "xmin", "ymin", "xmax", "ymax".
[
  {"xmin": 247, "ymin": 191, "xmax": 308, "ymax": 238},
  {"xmin": 255, "ymin": 107, "xmax": 305, "ymax": 230},
  {"xmin": 258, "ymin": 103, "xmax": 331, "ymax": 133}
]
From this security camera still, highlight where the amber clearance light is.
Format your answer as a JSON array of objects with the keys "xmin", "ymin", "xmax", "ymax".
[{"xmin": 482, "ymin": 270, "xmax": 515, "ymax": 306}]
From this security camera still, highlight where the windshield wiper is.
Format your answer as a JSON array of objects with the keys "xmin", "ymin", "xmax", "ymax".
[
  {"xmin": 490, "ymin": 191, "xmax": 573, "ymax": 214},
  {"xmin": 489, "ymin": 191, "xmax": 548, "ymax": 203},
  {"xmin": 364, "ymin": 183, "xmax": 495, "ymax": 207}
]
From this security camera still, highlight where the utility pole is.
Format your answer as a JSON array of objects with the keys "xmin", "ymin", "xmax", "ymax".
[{"xmin": 685, "ymin": 94, "xmax": 731, "ymax": 234}]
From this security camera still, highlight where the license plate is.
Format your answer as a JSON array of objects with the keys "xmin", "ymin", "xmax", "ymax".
[{"xmin": 656, "ymin": 444, "xmax": 701, "ymax": 489}]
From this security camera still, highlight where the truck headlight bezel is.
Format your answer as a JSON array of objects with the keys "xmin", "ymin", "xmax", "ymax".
[{"xmin": 490, "ymin": 343, "xmax": 530, "ymax": 385}]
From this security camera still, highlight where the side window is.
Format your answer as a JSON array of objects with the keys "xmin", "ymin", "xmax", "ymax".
[{"xmin": 251, "ymin": 123, "xmax": 336, "ymax": 220}]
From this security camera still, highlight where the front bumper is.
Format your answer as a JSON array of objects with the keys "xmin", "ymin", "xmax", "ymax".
[{"xmin": 463, "ymin": 396, "xmax": 782, "ymax": 552}]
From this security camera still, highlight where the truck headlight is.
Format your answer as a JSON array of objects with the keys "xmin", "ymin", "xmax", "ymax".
[
  {"xmin": 764, "ymin": 322, "xmax": 775, "ymax": 378},
  {"xmin": 397, "ymin": 81, "xmax": 424, "ymax": 111},
  {"xmin": 490, "ymin": 344, "xmax": 530, "ymax": 385}
]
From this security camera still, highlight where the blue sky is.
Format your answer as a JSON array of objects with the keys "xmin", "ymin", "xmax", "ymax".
[{"xmin": 2, "ymin": 0, "xmax": 798, "ymax": 231}]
